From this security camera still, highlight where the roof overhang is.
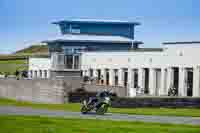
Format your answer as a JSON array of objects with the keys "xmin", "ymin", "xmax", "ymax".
[
  {"xmin": 52, "ymin": 19, "xmax": 141, "ymax": 26},
  {"xmin": 163, "ymin": 41, "xmax": 200, "ymax": 45},
  {"xmin": 42, "ymin": 34, "xmax": 134, "ymax": 44}
]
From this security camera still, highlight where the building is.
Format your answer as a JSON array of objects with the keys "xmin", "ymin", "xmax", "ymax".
[
  {"xmin": 81, "ymin": 42, "xmax": 200, "ymax": 97},
  {"xmin": 29, "ymin": 19, "xmax": 200, "ymax": 97},
  {"xmin": 31, "ymin": 19, "xmax": 141, "ymax": 78}
]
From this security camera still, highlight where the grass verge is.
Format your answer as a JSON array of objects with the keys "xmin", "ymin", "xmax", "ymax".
[
  {"xmin": 0, "ymin": 98, "xmax": 200, "ymax": 117},
  {"xmin": 0, "ymin": 115, "xmax": 200, "ymax": 133},
  {"xmin": 0, "ymin": 60, "xmax": 27, "ymax": 74}
]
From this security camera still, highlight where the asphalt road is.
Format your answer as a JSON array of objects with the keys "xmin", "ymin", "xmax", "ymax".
[{"xmin": 0, "ymin": 106, "xmax": 200, "ymax": 125}]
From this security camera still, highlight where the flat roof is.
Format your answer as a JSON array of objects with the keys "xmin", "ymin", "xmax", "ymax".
[
  {"xmin": 163, "ymin": 41, "xmax": 200, "ymax": 45},
  {"xmin": 52, "ymin": 18, "xmax": 141, "ymax": 25},
  {"xmin": 43, "ymin": 34, "xmax": 134, "ymax": 44},
  {"xmin": 85, "ymin": 48, "xmax": 163, "ymax": 53},
  {"xmin": 130, "ymin": 48, "xmax": 163, "ymax": 52}
]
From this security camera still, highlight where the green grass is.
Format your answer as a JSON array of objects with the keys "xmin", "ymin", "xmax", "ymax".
[
  {"xmin": 0, "ymin": 44, "xmax": 48, "ymax": 74},
  {"xmin": 109, "ymin": 107, "xmax": 200, "ymax": 117},
  {"xmin": 0, "ymin": 98, "xmax": 81, "ymax": 112},
  {"xmin": 1, "ymin": 98, "xmax": 200, "ymax": 117},
  {"xmin": 15, "ymin": 45, "xmax": 48, "ymax": 54},
  {"xmin": 0, "ymin": 115, "xmax": 200, "ymax": 133},
  {"xmin": 0, "ymin": 60, "xmax": 27, "ymax": 74}
]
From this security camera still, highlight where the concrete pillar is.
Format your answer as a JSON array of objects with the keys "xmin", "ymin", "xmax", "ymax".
[
  {"xmin": 149, "ymin": 68, "xmax": 156, "ymax": 95},
  {"xmin": 92, "ymin": 69, "xmax": 97, "ymax": 83},
  {"xmin": 118, "ymin": 69, "xmax": 123, "ymax": 86},
  {"xmin": 82, "ymin": 70, "xmax": 87, "ymax": 77},
  {"xmin": 39, "ymin": 70, "xmax": 42, "ymax": 78},
  {"xmin": 193, "ymin": 66, "xmax": 200, "ymax": 97},
  {"xmin": 47, "ymin": 70, "xmax": 50, "ymax": 79},
  {"xmin": 160, "ymin": 68, "xmax": 167, "ymax": 96},
  {"xmin": 132, "ymin": 69, "xmax": 137, "ymax": 88},
  {"xmin": 137, "ymin": 68, "xmax": 145, "ymax": 95},
  {"xmin": 28, "ymin": 70, "xmax": 32, "ymax": 79},
  {"xmin": 128, "ymin": 68, "xmax": 133, "ymax": 88},
  {"xmin": 41, "ymin": 70, "xmax": 45, "ymax": 79},
  {"xmin": 101, "ymin": 69, "xmax": 106, "ymax": 85},
  {"xmin": 138, "ymin": 68, "xmax": 142, "ymax": 88},
  {"xmin": 32, "ymin": 70, "xmax": 35, "ymax": 78},
  {"xmin": 72, "ymin": 55, "xmax": 75, "ymax": 69},
  {"xmin": 35, "ymin": 70, "xmax": 38, "ymax": 78},
  {"xmin": 155, "ymin": 69, "xmax": 162, "ymax": 96},
  {"xmin": 179, "ymin": 67, "xmax": 187, "ymax": 96},
  {"xmin": 88, "ymin": 69, "xmax": 92, "ymax": 77},
  {"xmin": 109, "ymin": 69, "xmax": 114, "ymax": 86},
  {"xmin": 166, "ymin": 67, "xmax": 173, "ymax": 93},
  {"xmin": 138, "ymin": 68, "xmax": 145, "ymax": 89},
  {"xmin": 85, "ymin": 70, "xmax": 89, "ymax": 77},
  {"xmin": 93, "ymin": 69, "xmax": 97, "ymax": 78}
]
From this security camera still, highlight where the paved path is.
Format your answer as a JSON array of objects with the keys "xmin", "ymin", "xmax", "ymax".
[{"xmin": 0, "ymin": 106, "xmax": 200, "ymax": 125}]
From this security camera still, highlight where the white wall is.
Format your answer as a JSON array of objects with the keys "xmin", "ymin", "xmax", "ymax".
[
  {"xmin": 81, "ymin": 44, "xmax": 200, "ymax": 69},
  {"xmin": 29, "ymin": 58, "xmax": 51, "ymax": 78},
  {"xmin": 29, "ymin": 58, "xmax": 51, "ymax": 70}
]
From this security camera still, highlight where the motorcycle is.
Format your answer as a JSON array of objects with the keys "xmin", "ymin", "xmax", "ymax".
[
  {"xmin": 168, "ymin": 87, "xmax": 178, "ymax": 96},
  {"xmin": 80, "ymin": 89, "xmax": 113, "ymax": 115}
]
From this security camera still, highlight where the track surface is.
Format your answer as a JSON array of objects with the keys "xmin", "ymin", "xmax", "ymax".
[{"xmin": 0, "ymin": 106, "xmax": 200, "ymax": 125}]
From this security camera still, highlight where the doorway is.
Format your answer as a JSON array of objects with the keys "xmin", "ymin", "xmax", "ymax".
[
  {"xmin": 173, "ymin": 67, "xmax": 179, "ymax": 92},
  {"xmin": 106, "ymin": 69, "xmax": 110, "ymax": 85},
  {"xmin": 97, "ymin": 69, "xmax": 101, "ymax": 84},
  {"xmin": 144, "ymin": 68, "xmax": 149, "ymax": 94},
  {"xmin": 114, "ymin": 69, "xmax": 119, "ymax": 86},
  {"xmin": 187, "ymin": 68, "xmax": 193, "ymax": 96},
  {"xmin": 124, "ymin": 71, "xmax": 128, "ymax": 87},
  {"xmin": 133, "ymin": 69, "xmax": 138, "ymax": 88}
]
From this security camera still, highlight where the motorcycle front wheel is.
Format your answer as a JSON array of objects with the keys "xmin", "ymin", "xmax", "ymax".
[{"xmin": 96, "ymin": 104, "xmax": 108, "ymax": 115}]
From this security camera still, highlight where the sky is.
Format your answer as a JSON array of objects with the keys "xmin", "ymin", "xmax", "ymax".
[{"xmin": 0, "ymin": 0, "xmax": 200, "ymax": 53}]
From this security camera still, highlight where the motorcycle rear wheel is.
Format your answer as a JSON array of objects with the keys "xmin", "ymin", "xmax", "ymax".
[
  {"xmin": 81, "ymin": 105, "xmax": 88, "ymax": 114},
  {"xmin": 81, "ymin": 99, "xmax": 89, "ymax": 114}
]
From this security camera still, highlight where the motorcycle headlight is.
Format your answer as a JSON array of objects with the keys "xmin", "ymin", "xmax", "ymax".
[{"xmin": 105, "ymin": 97, "xmax": 110, "ymax": 101}]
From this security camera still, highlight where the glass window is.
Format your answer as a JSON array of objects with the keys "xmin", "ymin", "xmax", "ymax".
[
  {"xmin": 64, "ymin": 48, "xmax": 74, "ymax": 55},
  {"xmin": 74, "ymin": 56, "xmax": 80, "ymax": 69},
  {"xmin": 89, "ymin": 69, "xmax": 93, "ymax": 77},
  {"xmin": 114, "ymin": 69, "xmax": 118, "ymax": 86},
  {"xmin": 35, "ymin": 71, "xmax": 37, "ymax": 78},
  {"xmin": 57, "ymin": 54, "xmax": 64, "ymax": 65},
  {"xmin": 65, "ymin": 55, "xmax": 73, "ymax": 69},
  {"xmin": 133, "ymin": 69, "xmax": 138, "ymax": 88},
  {"xmin": 70, "ymin": 25, "xmax": 80, "ymax": 34},
  {"xmin": 44, "ymin": 70, "xmax": 47, "ymax": 78},
  {"xmin": 39, "ymin": 70, "xmax": 42, "ymax": 78}
]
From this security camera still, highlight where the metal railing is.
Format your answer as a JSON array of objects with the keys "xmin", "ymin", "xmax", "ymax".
[{"xmin": 51, "ymin": 53, "xmax": 81, "ymax": 70}]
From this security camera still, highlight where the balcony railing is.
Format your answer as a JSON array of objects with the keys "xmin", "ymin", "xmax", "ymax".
[
  {"xmin": 51, "ymin": 53, "xmax": 81, "ymax": 71},
  {"xmin": 51, "ymin": 64, "xmax": 81, "ymax": 70}
]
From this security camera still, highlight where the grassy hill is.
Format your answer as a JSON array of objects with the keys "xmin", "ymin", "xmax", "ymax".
[
  {"xmin": 14, "ymin": 44, "xmax": 48, "ymax": 55},
  {"xmin": 0, "ymin": 44, "xmax": 49, "ymax": 75}
]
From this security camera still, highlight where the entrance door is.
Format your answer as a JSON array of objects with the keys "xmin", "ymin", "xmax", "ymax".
[
  {"xmin": 65, "ymin": 55, "xmax": 73, "ymax": 69},
  {"xmin": 124, "ymin": 71, "xmax": 128, "ymax": 87},
  {"xmin": 173, "ymin": 67, "xmax": 179, "ymax": 93},
  {"xmin": 187, "ymin": 69, "xmax": 193, "ymax": 96},
  {"xmin": 114, "ymin": 69, "xmax": 119, "ymax": 86},
  {"xmin": 106, "ymin": 70, "xmax": 110, "ymax": 85},
  {"xmin": 144, "ymin": 68, "xmax": 149, "ymax": 94},
  {"xmin": 133, "ymin": 69, "xmax": 138, "ymax": 88}
]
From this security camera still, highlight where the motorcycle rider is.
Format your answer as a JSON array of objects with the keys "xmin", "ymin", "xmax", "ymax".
[{"xmin": 87, "ymin": 89, "xmax": 111, "ymax": 107}]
